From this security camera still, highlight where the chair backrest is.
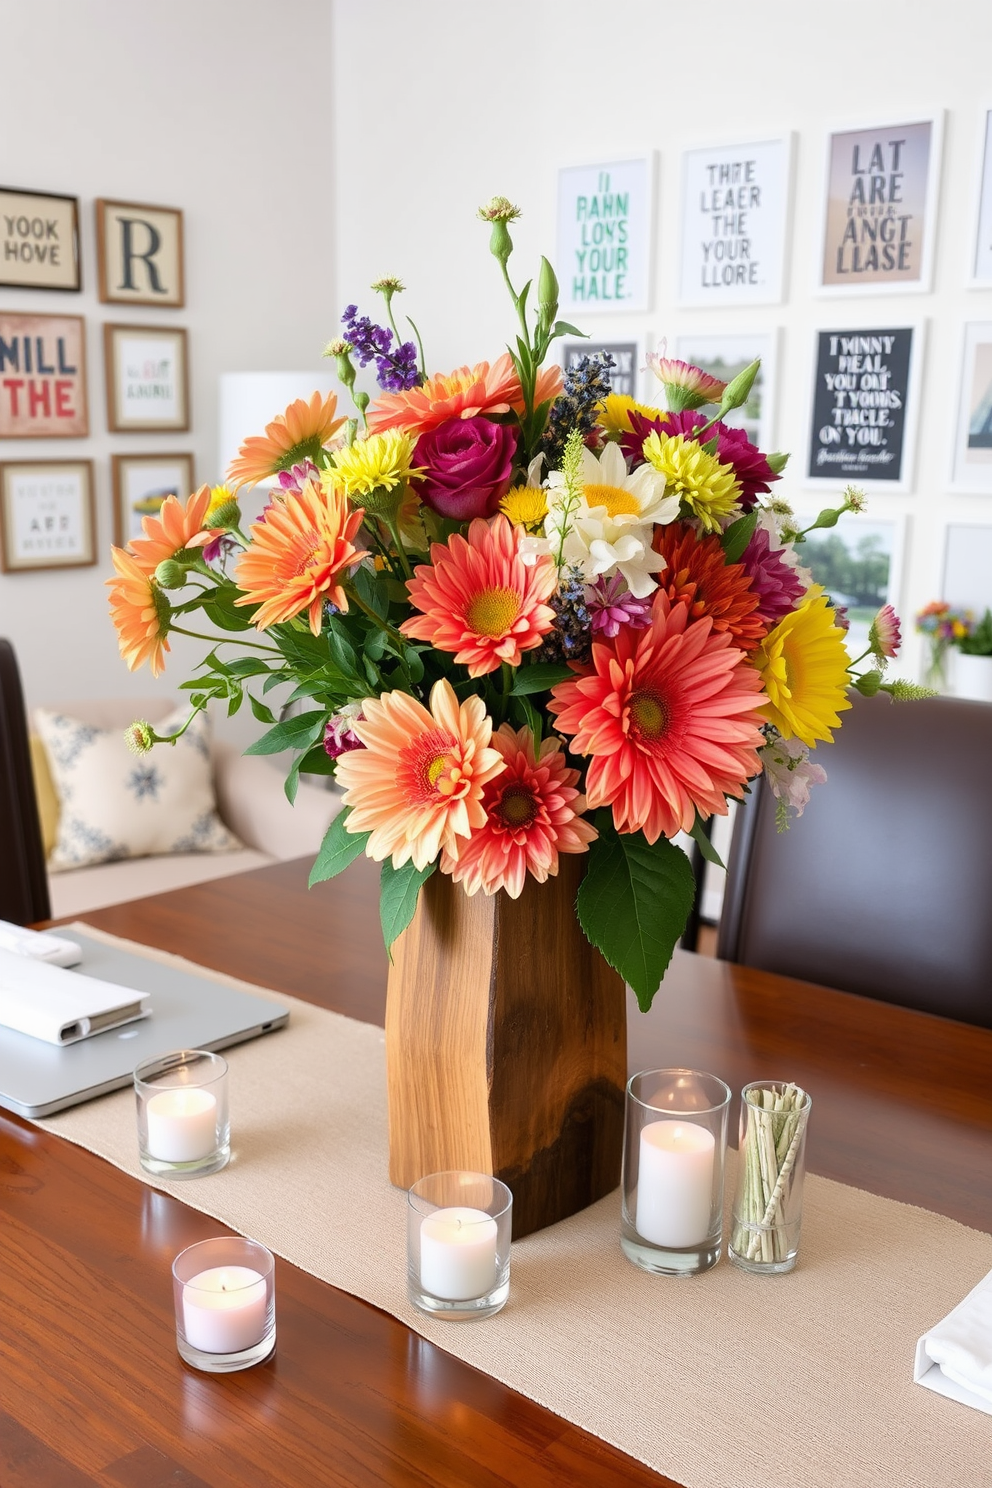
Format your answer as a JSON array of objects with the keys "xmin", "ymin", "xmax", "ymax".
[
  {"xmin": 0, "ymin": 639, "xmax": 51, "ymax": 924},
  {"xmin": 717, "ymin": 693, "xmax": 992, "ymax": 1028}
]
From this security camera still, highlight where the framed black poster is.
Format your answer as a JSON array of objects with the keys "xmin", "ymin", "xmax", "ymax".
[{"xmin": 805, "ymin": 325, "xmax": 922, "ymax": 492}]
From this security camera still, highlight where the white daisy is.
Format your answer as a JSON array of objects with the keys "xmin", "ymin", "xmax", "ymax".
[{"xmin": 547, "ymin": 442, "xmax": 679, "ymax": 529}]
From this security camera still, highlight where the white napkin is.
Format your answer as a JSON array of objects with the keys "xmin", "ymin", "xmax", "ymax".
[{"xmin": 914, "ymin": 1267, "xmax": 992, "ymax": 1415}]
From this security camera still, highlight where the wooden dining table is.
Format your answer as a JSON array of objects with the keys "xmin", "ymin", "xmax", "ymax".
[{"xmin": 2, "ymin": 854, "xmax": 991, "ymax": 1488}]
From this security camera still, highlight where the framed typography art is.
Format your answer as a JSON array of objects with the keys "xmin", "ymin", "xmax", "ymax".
[
  {"xmin": 0, "ymin": 460, "xmax": 96, "ymax": 573},
  {"xmin": 556, "ymin": 156, "xmax": 655, "ymax": 315},
  {"xmin": 0, "ymin": 312, "xmax": 88, "ymax": 438},
  {"xmin": 805, "ymin": 324, "xmax": 924, "ymax": 492},
  {"xmin": 678, "ymin": 136, "xmax": 792, "ymax": 306},
  {"xmin": 103, "ymin": 324, "xmax": 189, "ymax": 433},
  {"xmin": 0, "ymin": 186, "xmax": 81, "ymax": 291},
  {"xmin": 96, "ymin": 199, "xmax": 184, "ymax": 307}
]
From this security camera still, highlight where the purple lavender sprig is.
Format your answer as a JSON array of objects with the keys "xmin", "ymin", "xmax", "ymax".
[
  {"xmin": 541, "ymin": 351, "xmax": 616, "ymax": 468},
  {"xmin": 341, "ymin": 305, "xmax": 421, "ymax": 393}
]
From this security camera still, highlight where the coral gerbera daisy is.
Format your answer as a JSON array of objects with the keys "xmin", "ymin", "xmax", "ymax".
[
  {"xmin": 233, "ymin": 477, "xmax": 364, "ymax": 634},
  {"xmin": 548, "ymin": 593, "xmax": 766, "ymax": 842},
  {"xmin": 400, "ymin": 515, "xmax": 557, "ymax": 676},
  {"xmin": 754, "ymin": 587, "xmax": 852, "ymax": 747},
  {"xmin": 335, "ymin": 679, "xmax": 505, "ymax": 870},
  {"xmin": 653, "ymin": 524, "xmax": 768, "ymax": 654},
  {"xmin": 226, "ymin": 391, "xmax": 347, "ymax": 491},
  {"xmin": 366, "ymin": 352, "xmax": 562, "ymax": 437},
  {"xmin": 641, "ymin": 431, "xmax": 742, "ymax": 534},
  {"xmin": 106, "ymin": 548, "xmax": 172, "ymax": 678},
  {"xmin": 441, "ymin": 725, "xmax": 597, "ymax": 898},
  {"xmin": 128, "ymin": 484, "xmax": 213, "ymax": 574}
]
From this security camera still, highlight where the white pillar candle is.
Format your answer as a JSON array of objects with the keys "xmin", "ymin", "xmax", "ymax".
[
  {"xmin": 635, "ymin": 1119, "xmax": 715, "ymax": 1248},
  {"xmin": 146, "ymin": 1087, "xmax": 218, "ymax": 1162},
  {"xmin": 420, "ymin": 1206, "xmax": 498, "ymax": 1301},
  {"xmin": 182, "ymin": 1266, "xmax": 267, "ymax": 1354}
]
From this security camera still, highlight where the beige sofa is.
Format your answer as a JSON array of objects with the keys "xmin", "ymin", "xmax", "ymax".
[{"xmin": 32, "ymin": 697, "xmax": 342, "ymax": 918}]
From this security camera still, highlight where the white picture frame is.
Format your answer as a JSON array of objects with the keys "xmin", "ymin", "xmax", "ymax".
[
  {"xmin": 792, "ymin": 508, "xmax": 907, "ymax": 660},
  {"xmin": 817, "ymin": 113, "xmax": 943, "ymax": 295},
  {"xmin": 970, "ymin": 109, "xmax": 992, "ymax": 287},
  {"xmin": 942, "ymin": 522, "xmax": 992, "ymax": 610},
  {"xmin": 674, "ymin": 331, "xmax": 779, "ymax": 452},
  {"xmin": 556, "ymin": 155, "xmax": 656, "ymax": 316},
  {"xmin": 678, "ymin": 135, "xmax": 792, "ymax": 307},
  {"xmin": 950, "ymin": 322, "xmax": 992, "ymax": 493},
  {"xmin": 803, "ymin": 322, "xmax": 925, "ymax": 493}
]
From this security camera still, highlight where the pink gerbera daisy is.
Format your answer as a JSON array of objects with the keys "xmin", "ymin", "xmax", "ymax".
[
  {"xmin": 400, "ymin": 515, "xmax": 557, "ymax": 677},
  {"xmin": 441, "ymin": 726, "xmax": 597, "ymax": 898},
  {"xmin": 548, "ymin": 593, "xmax": 766, "ymax": 842},
  {"xmin": 334, "ymin": 679, "xmax": 505, "ymax": 870}
]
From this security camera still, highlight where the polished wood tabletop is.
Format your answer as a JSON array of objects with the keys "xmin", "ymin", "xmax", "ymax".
[{"xmin": 2, "ymin": 855, "xmax": 991, "ymax": 1488}]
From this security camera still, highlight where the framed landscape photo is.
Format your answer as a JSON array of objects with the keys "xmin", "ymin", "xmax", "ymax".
[
  {"xmin": 0, "ymin": 187, "xmax": 80, "ymax": 291},
  {"xmin": 951, "ymin": 322, "xmax": 992, "ymax": 493},
  {"xmin": 556, "ymin": 155, "xmax": 655, "ymax": 315},
  {"xmin": 0, "ymin": 460, "xmax": 96, "ymax": 572},
  {"xmin": 104, "ymin": 324, "xmax": 189, "ymax": 432},
  {"xmin": 674, "ymin": 331, "xmax": 778, "ymax": 451},
  {"xmin": 96, "ymin": 199, "xmax": 184, "ymax": 306},
  {"xmin": 805, "ymin": 324, "xmax": 924, "ymax": 492},
  {"xmin": 0, "ymin": 311, "xmax": 88, "ymax": 438},
  {"xmin": 818, "ymin": 115, "xmax": 942, "ymax": 294},
  {"xmin": 678, "ymin": 136, "xmax": 792, "ymax": 307},
  {"xmin": 792, "ymin": 508, "xmax": 905, "ymax": 661},
  {"xmin": 971, "ymin": 110, "xmax": 992, "ymax": 286},
  {"xmin": 112, "ymin": 452, "xmax": 195, "ymax": 546}
]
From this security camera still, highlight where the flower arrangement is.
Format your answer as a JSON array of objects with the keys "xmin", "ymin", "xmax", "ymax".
[
  {"xmin": 914, "ymin": 601, "xmax": 974, "ymax": 686},
  {"xmin": 108, "ymin": 197, "xmax": 928, "ymax": 1009}
]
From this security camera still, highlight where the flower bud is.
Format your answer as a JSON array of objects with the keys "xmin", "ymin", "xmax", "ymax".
[
  {"xmin": 766, "ymin": 451, "xmax": 790, "ymax": 474},
  {"xmin": 154, "ymin": 558, "xmax": 186, "ymax": 589},
  {"xmin": 204, "ymin": 498, "xmax": 240, "ymax": 531},
  {"xmin": 853, "ymin": 669, "xmax": 884, "ymax": 697},
  {"xmin": 718, "ymin": 358, "xmax": 760, "ymax": 415},
  {"xmin": 324, "ymin": 338, "xmax": 357, "ymax": 391},
  {"xmin": 124, "ymin": 720, "xmax": 155, "ymax": 755},
  {"xmin": 537, "ymin": 255, "xmax": 559, "ymax": 327}
]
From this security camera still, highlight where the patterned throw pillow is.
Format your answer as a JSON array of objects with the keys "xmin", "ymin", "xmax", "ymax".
[{"xmin": 34, "ymin": 706, "xmax": 241, "ymax": 872}]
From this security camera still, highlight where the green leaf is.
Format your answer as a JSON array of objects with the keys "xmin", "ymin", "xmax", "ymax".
[
  {"xmin": 245, "ymin": 709, "xmax": 327, "ymax": 757},
  {"xmin": 689, "ymin": 816, "xmax": 725, "ymax": 869},
  {"xmin": 576, "ymin": 824, "xmax": 696, "ymax": 1012},
  {"xmin": 552, "ymin": 320, "xmax": 587, "ymax": 339},
  {"xmin": 511, "ymin": 662, "xmax": 573, "ymax": 695},
  {"xmin": 327, "ymin": 628, "xmax": 364, "ymax": 686},
  {"xmin": 352, "ymin": 563, "xmax": 388, "ymax": 619},
  {"xmin": 248, "ymin": 693, "xmax": 277, "ymax": 725},
  {"xmin": 379, "ymin": 858, "xmax": 436, "ymax": 957},
  {"xmin": 308, "ymin": 808, "xmax": 370, "ymax": 887},
  {"xmin": 721, "ymin": 511, "xmax": 758, "ymax": 565},
  {"xmin": 203, "ymin": 587, "xmax": 256, "ymax": 632},
  {"xmin": 296, "ymin": 742, "xmax": 337, "ymax": 776}
]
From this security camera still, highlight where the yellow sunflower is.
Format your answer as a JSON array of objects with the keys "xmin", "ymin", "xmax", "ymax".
[
  {"xmin": 595, "ymin": 392, "xmax": 664, "ymax": 439},
  {"xmin": 755, "ymin": 587, "xmax": 852, "ymax": 747}
]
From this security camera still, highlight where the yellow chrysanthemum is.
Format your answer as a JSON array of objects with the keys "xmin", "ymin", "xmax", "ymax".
[
  {"xmin": 323, "ymin": 429, "xmax": 419, "ymax": 503},
  {"xmin": 595, "ymin": 392, "xmax": 663, "ymax": 438},
  {"xmin": 755, "ymin": 587, "xmax": 852, "ymax": 747},
  {"xmin": 642, "ymin": 431, "xmax": 741, "ymax": 534},
  {"xmin": 499, "ymin": 484, "xmax": 549, "ymax": 532}
]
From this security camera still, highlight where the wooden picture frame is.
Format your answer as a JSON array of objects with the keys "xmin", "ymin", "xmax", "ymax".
[
  {"xmin": 0, "ymin": 460, "xmax": 96, "ymax": 572},
  {"xmin": 103, "ymin": 324, "xmax": 189, "ymax": 432},
  {"xmin": 0, "ymin": 186, "xmax": 81, "ymax": 291},
  {"xmin": 112, "ymin": 452, "xmax": 195, "ymax": 547},
  {"xmin": 96, "ymin": 198, "xmax": 184, "ymax": 307},
  {"xmin": 0, "ymin": 312, "xmax": 88, "ymax": 438}
]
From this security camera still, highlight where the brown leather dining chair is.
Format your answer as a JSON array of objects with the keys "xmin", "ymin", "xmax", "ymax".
[
  {"xmin": 717, "ymin": 693, "xmax": 992, "ymax": 1028},
  {"xmin": 0, "ymin": 638, "xmax": 51, "ymax": 924}
]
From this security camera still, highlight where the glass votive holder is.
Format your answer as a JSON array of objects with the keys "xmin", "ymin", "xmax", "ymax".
[
  {"xmin": 729, "ymin": 1080, "xmax": 812, "ymax": 1275},
  {"xmin": 135, "ymin": 1050, "xmax": 230, "ymax": 1179},
  {"xmin": 407, "ymin": 1171, "xmax": 512, "ymax": 1320},
  {"xmin": 621, "ymin": 1068, "xmax": 731, "ymax": 1277},
  {"xmin": 172, "ymin": 1236, "xmax": 275, "ymax": 1372}
]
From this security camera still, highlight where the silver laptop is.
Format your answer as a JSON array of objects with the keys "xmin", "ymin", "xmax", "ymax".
[{"xmin": 0, "ymin": 931, "xmax": 289, "ymax": 1118}]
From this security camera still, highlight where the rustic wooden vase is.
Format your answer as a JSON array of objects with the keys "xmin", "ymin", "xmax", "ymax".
[{"xmin": 385, "ymin": 855, "xmax": 627, "ymax": 1238}]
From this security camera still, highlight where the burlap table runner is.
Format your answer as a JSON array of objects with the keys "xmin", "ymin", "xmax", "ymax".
[{"xmin": 36, "ymin": 926, "xmax": 992, "ymax": 1488}]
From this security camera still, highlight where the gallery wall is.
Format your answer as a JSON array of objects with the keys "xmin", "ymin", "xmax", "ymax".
[
  {"xmin": 0, "ymin": 0, "xmax": 337, "ymax": 732},
  {"xmin": 331, "ymin": 0, "xmax": 992, "ymax": 684}
]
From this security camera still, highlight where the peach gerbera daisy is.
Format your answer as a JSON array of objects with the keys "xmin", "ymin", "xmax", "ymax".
[
  {"xmin": 335, "ymin": 679, "xmax": 505, "ymax": 870},
  {"xmin": 548, "ymin": 592, "xmax": 766, "ymax": 842},
  {"xmin": 233, "ymin": 477, "xmax": 363, "ymax": 634},
  {"xmin": 367, "ymin": 352, "xmax": 562, "ymax": 437},
  {"xmin": 441, "ymin": 725, "xmax": 597, "ymax": 898},
  {"xmin": 106, "ymin": 548, "xmax": 171, "ymax": 678},
  {"xmin": 400, "ymin": 515, "xmax": 557, "ymax": 677},
  {"xmin": 226, "ymin": 391, "xmax": 347, "ymax": 491},
  {"xmin": 128, "ymin": 484, "xmax": 212, "ymax": 574}
]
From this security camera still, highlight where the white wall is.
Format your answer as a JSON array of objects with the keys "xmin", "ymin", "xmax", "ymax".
[
  {"xmin": 332, "ymin": 0, "xmax": 992, "ymax": 682},
  {"xmin": 0, "ymin": 0, "xmax": 335, "ymax": 734}
]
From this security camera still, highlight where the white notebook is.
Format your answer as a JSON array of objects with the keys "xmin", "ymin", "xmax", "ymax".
[{"xmin": 0, "ymin": 948, "xmax": 149, "ymax": 1045}]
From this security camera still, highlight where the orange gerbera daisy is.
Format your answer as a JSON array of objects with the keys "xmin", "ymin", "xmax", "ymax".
[
  {"xmin": 653, "ymin": 525, "xmax": 768, "ymax": 654},
  {"xmin": 233, "ymin": 477, "xmax": 363, "ymax": 634},
  {"xmin": 367, "ymin": 352, "xmax": 562, "ymax": 437},
  {"xmin": 128, "ymin": 484, "xmax": 212, "ymax": 574},
  {"xmin": 548, "ymin": 593, "xmax": 766, "ymax": 842},
  {"xmin": 106, "ymin": 548, "xmax": 172, "ymax": 678},
  {"xmin": 442, "ymin": 725, "xmax": 597, "ymax": 898},
  {"xmin": 400, "ymin": 515, "xmax": 557, "ymax": 677},
  {"xmin": 335, "ymin": 680, "xmax": 505, "ymax": 870},
  {"xmin": 226, "ymin": 391, "xmax": 347, "ymax": 490}
]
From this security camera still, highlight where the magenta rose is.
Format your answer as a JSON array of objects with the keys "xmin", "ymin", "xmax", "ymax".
[{"xmin": 412, "ymin": 417, "xmax": 518, "ymax": 520}]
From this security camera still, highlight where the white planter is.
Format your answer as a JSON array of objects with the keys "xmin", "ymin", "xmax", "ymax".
[{"xmin": 953, "ymin": 652, "xmax": 992, "ymax": 703}]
